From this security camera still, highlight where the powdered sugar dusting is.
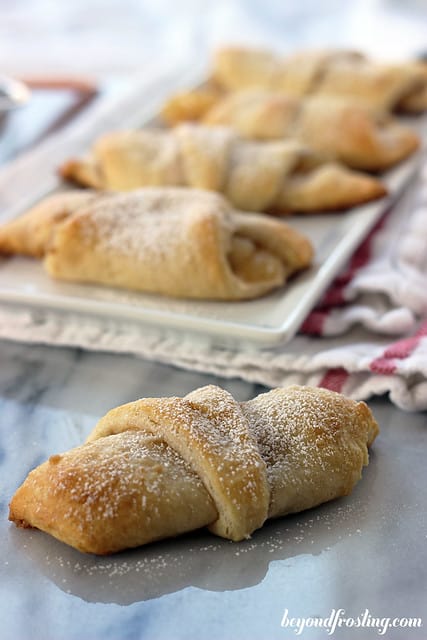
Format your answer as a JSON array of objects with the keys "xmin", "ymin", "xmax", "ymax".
[
  {"xmin": 79, "ymin": 188, "xmax": 227, "ymax": 263},
  {"xmin": 137, "ymin": 385, "xmax": 269, "ymax": 539},
  {"xmin": 32, "ymin": 429, "xmax": 216, "ymax": 552},
  {"xmin": 34, "ymin": 498, "xmax": 365, "ymax": 604},
  {"xmin": 13, "ymin": 384, "xmax": 376, "ymax": 555},
  {"xmin": 242, "ymin": 385, "xmax": 372, "ymax": 518}
]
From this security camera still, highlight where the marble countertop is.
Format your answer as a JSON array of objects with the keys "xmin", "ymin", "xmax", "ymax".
[
  {"xmin": 1, "ymin": 339, "xmax": 426, "ymax": 640},
  {"xmin": 1, "ymin": 1, "xmax": 427, "ymax": 638}
]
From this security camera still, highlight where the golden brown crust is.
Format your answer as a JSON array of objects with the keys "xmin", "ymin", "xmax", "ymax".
[
  {"xmin": 293, "ymin": 97, "xmax": 420, "ymax": 171},
  {"xmin": 0, "ymin": 191, "xmax": 100, "ymax": 258},
  {"xmin": 59, "ymin": 157, "xmax": 103, "ymax": 189},
  {"xmin": 60, "ymin": 124, "xmax": 387, "ymax": 212},
  {"xmin": 213, "ymin": 47, "xmax": 284, "ymax": 93},
  {"xmin": 161, "ymin": 85, "xmax": 224, "ymax": 125},
  {"xmin": 203, "ymin": 90, "xmax": 420, "ymax": 171},
  {"xmin": 395, "ymin": 62, "xmax": 427, "ymax": 112},
  {"xmin": 212, "ymin": 46, "xmax": 427, "ymax": 114},
  {"xmin": 275, "ymin": 163, "xmax": 387, "ymax": 213},
  {"xmin": 9, "ymin": 431, "xmax": 218, "ymax": 554},
  {"xmin": 0, "ymin": 188, "xmax": 313, "ymax": 300},
  {"xmin": 9, "ymin": 384, "xmax": 379, "ymax": 555},
  {"xmin": 203, "ymin": 91, "xmax": 299, "ymax": 139},
  {"xmin": 88, "ymin": 385, "xmax": 270, "ymax": 541},
  {"xmin": 242, "ymin": 386, "xmax": 379, "ymax": 518}
]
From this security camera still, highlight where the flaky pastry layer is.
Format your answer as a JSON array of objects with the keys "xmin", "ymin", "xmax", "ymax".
[{"xmin": 9, "ymin": 384, "xmax": 379, "ymax": 554}]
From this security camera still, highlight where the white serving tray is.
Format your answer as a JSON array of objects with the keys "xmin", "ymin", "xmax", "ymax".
[
  {"xmin": 0, "ymin": 155, "xmax": 419, "ymax": 348},
  {"xmin": 0, "ymin": 75, "xmax": 422, "ymax": 348}
]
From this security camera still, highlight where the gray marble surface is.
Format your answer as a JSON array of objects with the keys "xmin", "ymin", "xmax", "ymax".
[{"xmin": 1, "ymin": 338, "xmax": 426, "ymax": 640}]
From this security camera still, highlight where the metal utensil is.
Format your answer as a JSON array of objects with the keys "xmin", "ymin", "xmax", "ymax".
[{"xmin": 0, "ymin": 75, "xmax": 30, "ymax": 114}]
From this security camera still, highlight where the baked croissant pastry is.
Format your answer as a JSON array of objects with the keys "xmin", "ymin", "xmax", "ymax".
[
  {"xmin": 60, "ymin": 124, "xmax": 386, "ymax": 213},
  {"xmin": 201, "ymin": 90, "xmax": 420, "ymax": 171},
  {"xmin": 212, "ymin": 46, "xmax": 427, "ymax": 114},
  {"xmin": 9, "ymin": 384, "xmax": 379, "ymax": 555},
  {"xmin": 0, "ymin": 188, "xmax": 313, "ymax": 300}
]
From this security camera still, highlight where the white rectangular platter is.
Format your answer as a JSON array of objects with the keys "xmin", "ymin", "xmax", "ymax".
[
  {"xmin": 0, "ymin": 155, "xmax": 418, "ymax": 348},
  {"xmin": 0, "ymin": 75, "xmax": 422, "ymax": 348}
]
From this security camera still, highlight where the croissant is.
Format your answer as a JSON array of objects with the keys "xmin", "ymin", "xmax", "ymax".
[
  {"xmin": 9, "ymin": 384, "xmax": 379, "ymax": 555},
  {"xmin": 200, "ymin": 90, "xmax": 420, "ymax": 172},
  {"xmin": 60, "ymin": 124, "xmax": 386, "ymax": 213},
  {"xmin": 0, "ymin": 187, "xmax": 313, "ymax": 300},
  {"xmin": 212, "ymin": 46, "xmax": 427, "ymax": 114}
]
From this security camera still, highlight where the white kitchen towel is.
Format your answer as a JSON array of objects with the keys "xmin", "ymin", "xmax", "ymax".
[
  {"xmin": 0, "ymin": 302, "xmax": 427, "ymax": 411},
  {"xmin": 1, "ymin": 80, "xmax": 427, "ymax": 411},
  {"xmin": 301, "ymin": 175, "xmax": 427, "ymax": 337}
]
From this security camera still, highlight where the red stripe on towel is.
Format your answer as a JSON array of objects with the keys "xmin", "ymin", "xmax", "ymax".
[
  {"xmin": 321, "ymin": 214, "xmax": 387, "ymax": 307},
  {"xmin": 301, "ymin": 213, "xmax": 388, "ymax": 335},
  {"xmin": 300, "ymin": 310, "xmax": 330, "ymax": 335},
  {"xmin": 342, "ymin": 213, "xmax": 387, "ymax": 280},
  {"xmin": 369, "ymin": 358, "xmax": 397, "ymax": 375},
  {"xmin": 370, "ymin": 320, "xmax": 427, "ymax": 374},
  {"xmin": 318, "ymin": 367, "xmax": 349, "ymax": 393}
]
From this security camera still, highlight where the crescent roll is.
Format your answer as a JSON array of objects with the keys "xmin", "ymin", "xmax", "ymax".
[
  {"xmin": 60, "ymin": 124, "xmax": 386, "ymax": 213},
  {"xmin": 201, "ymin": 90, "xmax": 420, "ymax": 171},
  {"xmin": 9, "ymin": 384, "xmax": 379, "ymax": 555},
  {"xmin": 0, "ymin": 188, "xmax": 313, "ymax": 300},
  {"xmin": 212, "ymin": 46, "xmax": 427, "ymax": 114}
]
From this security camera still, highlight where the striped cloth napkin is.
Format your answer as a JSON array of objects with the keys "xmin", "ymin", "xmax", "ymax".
[{"xmin": 290, "ymin": 167, "xmax": 427, "ymax": 409}]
